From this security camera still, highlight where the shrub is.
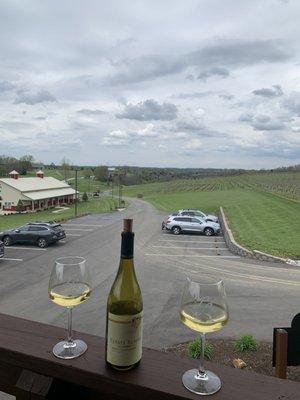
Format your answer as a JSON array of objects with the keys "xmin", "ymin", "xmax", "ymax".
[
  {"xmin": 187, "ymin": 338, "xmax": 213, "ymax": 360},
  {"xmin": 234, "ymin": 334, "xmax": 259, "ymax": 352},
  {"xmin": 16, "ymin": 200, "xmax": 24, "ymax": 213},
  {"xmin": 82, "ymin": 192, "xmax": 88, "ymax": 202}
]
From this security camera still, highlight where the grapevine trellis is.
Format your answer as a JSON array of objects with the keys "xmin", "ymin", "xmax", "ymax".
[{"xmin": 132, "ymin": 172, "xmax": 300, "ymax": 201}]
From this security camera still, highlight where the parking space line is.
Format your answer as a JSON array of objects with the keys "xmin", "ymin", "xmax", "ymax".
[
  {"xmin": 145, "ymin": 253, "xmax": 239, "ymax": 258},
  {"xmin": 63, "ymin": 224, "xmax": 103, "ymax": 227},
  {"xmin": 66, "ymin": 234, "xmax": 82, "ymax": 237},
  {"xmin": 158, "ymin": 239, "xmax": 226, "ymax": 243},
  {"xmin": 175, "ymin": 257, "xmax": 300, "ymax": 287},
  {"xmin": 2, "ymin": 257, "xmax": 23, "ymax": 261},
  {"xmin": 64, "ymin": 228, "xmax": 94, "ymax": 231},
  {"xmin": 5, "ymin": 246, "xmax": 47, "ymax": 251},
  {"xmin": 152, "ymin": 245, "xmax": 228, "ymax": 250}
]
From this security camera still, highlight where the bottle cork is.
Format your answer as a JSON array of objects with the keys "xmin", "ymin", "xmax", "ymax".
[{"xmin": 123, "ymin": 219, "xmax": 133, "ymax": 232}]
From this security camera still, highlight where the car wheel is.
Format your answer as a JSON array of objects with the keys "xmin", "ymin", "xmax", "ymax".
[
  {"xmin": 161, "ymin": 222, "xmax": 165, "ymax": 230},
  {"xmin": 37, "ymin": 238, "xmax": 48, "ymax": 248},
  {"xmin": 204, "ymin": 227, "xmax": 214, "ymax": 236},
  {"xmin": 172, "ymin": 226, "xmax": 181, "ymax": 235},
  {"xmin": 3, "ymin": 236, "xmax": 12, "ymax": 246}
]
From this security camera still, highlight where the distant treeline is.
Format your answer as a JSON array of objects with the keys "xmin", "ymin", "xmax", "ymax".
[
  {"xmin": 104, "ymin": 164, "xmax": 300, "ymax": 185},
  {"xmin": 0, "ymin": 155, "xmax": 35, "ymax": 176},
  {"xmin": 1, "ymin": 154, "xmax": 299, "ymax": 185}
]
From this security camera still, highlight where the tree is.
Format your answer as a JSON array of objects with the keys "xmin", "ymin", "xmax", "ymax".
[
  {"xmin": 61, "ymin": 157, "xmax": 70, "ymax": 181},
  {"xmin": 82, "ymin": 192, "xmax": 88, "ymax": 202},
  {"xmin": 19, "ymin": 155, "xmax": 34, "ymax": 174},
  {"xmin": 83, "ymin": 169, "xmax": 92, "ymax": 179},
  {"xmin": 16, "ymin": 199, "xmax": 24, "ymax": 213},
  {"xmin": 94, "ymin": 166, "xmax": 108, "ymax": 182}
]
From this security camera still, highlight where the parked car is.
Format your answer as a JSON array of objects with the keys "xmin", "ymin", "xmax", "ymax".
[
  {"xmin": 178, "ymin": 209, "xmax": 218, "ymax": 223},
  {"xmin": 162, "ymin": 213, "xmax": 178, "ymax": 230},
  {"xmin": 0, "ymin": 240, "xmax": 4, "ymax": 259},
  {"xmin": 165, "ymin": 216, "xmax": 220, "ymax": 236},
  {"xmin": 0, "ymin": 222, "xmax": 66, "ymax": 248}
]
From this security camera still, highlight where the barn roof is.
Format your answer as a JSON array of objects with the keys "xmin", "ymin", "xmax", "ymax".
[
  {"xmin": 0, "ymin": 177, "xmax": 73, "ymax": 193},
  {"xmin": 23, "ymin": 187, "xmax": 76, "ymax": 200}
]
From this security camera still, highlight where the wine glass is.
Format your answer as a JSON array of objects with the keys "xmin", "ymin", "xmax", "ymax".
[
  {"xmin": 180, "ymin": 275, "xmax": 229, "ymax": 395},
  {"xmin": 49, "ymin": 256, "xmax": 92, "ymax": 359}
]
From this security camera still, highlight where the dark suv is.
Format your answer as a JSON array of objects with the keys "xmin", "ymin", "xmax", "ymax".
[
  {"xmin": 0, "ymin": 240, "xmax": 4, "ymax": 259},
  {"xmin": 0, "ymin": 222, "xmax": 66, "ymax": 248}
]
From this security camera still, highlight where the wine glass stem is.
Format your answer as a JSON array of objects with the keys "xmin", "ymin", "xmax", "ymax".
[
  {"xmin": 67, "ymin": 307, "xmax": 74, "ymax": 344},
  {"xmin": 197, "ymin": 333, "xmax": 206, "ymax": 378}
]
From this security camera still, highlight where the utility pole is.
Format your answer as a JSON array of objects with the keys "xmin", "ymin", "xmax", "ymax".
[
  {"xmin": 75, "ymin": 169, "xmax": 78, "ymax": 217},
  {"xmin": 118, "ymin": 171, "xmax": 121, "ymax": 208}
]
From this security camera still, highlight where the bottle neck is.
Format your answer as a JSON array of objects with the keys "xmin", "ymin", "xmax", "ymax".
[{"xmin": 120, "ymin": 231, "xmax": 134, "ymax": 259}]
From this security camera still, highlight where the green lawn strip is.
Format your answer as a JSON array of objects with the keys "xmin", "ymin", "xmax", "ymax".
[
  {"xmin": 0, "ymin": 197, "xmax": 119, "ymax": 231},
  {"xmin": 124, "ymin": 188, "xmax": 300, "ymax": 259},
  {"xmin": 68, "ymin": 179, "xmax": 108, "ymax": 194}
]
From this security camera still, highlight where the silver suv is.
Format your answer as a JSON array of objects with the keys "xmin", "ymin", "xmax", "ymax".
[
  {"xmin": 178, "ymin": 209, "xmax": 218, "ymax": 223},
  {"xmin": 165, "ymin": 216, "xmax": 220, "ymax": 236}
]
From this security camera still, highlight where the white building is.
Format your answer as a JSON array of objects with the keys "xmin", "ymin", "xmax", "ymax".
[{"xmin": 0, "ymin": 170, "xmax": 76, "ymax": 213}]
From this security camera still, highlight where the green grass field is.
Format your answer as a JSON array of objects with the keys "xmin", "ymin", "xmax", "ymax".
[
  {"xmin": 124, "ymin": 180, "xmax": 300, "ymax": 259},
  {"xmin": 124, "ymin": 171, "xmax": 300, "ymax": 201},
  {"xmin": 0, "ymin": 197, "xmax": 118, "ymax": 231}
]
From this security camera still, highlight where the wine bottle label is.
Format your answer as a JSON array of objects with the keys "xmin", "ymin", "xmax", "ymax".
[{"xmin": 107, "ymin": 311, "xmax": 143, "ymax": 366}]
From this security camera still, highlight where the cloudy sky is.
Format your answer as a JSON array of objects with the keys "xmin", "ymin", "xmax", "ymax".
[{"xmin": 0, "ymin": 0, "xmax": 300, "ymax": 168}]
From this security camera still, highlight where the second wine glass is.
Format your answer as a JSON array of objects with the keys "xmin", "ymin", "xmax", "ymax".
[
  {"xmin": 180, "ymin": 275, "xmax": 229, "ymax": 395},
  {"xmin": 49, "ymin": 256, "xmax": 92, "ymax": 359}
]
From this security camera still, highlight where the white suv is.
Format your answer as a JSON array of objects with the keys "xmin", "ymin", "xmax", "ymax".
[
  {"xmin": 165, "ymin": 216, "xmax": 220, "ymax": 236},
  {"xmin": 178, "ymin": 209, "xmax": 218, "ymax": 223}
]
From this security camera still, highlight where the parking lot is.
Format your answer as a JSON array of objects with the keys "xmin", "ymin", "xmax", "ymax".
[
  {"xmin": 0, "ymin": 213, "xmax": 123, "ymax": 267},
  {"xmin": 145, "ymin": 230, "xmax": 238, "ymax": 259}
]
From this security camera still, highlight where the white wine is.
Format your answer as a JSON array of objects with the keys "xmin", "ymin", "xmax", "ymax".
[
  {"xmin": 106, "ymin": 219, "xmax": 143, "ymax": 371},
  {"xmin": 180, "ymin": 302, "xmax": 228, "ymax": 333},
  {"xmin": 50, "ymin": 282, "xmax": 91, "ymax": 307}
]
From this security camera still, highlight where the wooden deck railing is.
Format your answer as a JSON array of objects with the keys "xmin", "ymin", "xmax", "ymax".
[{"xmin": 0, "ymin": 313, "xmax": 299, "ymax": 399}]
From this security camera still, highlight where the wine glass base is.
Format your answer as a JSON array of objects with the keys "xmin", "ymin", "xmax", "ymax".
[
  {"xmin": 182, "ymin": 369, "xmax": 221, "ymax": 395},
  {"xmin": 52, "ymin": 339, "xmax": 87, "ymax": 359}
]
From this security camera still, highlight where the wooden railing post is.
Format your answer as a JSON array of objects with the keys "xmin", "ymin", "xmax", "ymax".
[{"xmin": 275, "ymin": 328, "xmax": 288, "ymax": 379}]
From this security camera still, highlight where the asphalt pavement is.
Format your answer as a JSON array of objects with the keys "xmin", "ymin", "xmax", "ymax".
[{"xmin": 0, "ymin": 197, "xmax": 299, "ymax": 349}]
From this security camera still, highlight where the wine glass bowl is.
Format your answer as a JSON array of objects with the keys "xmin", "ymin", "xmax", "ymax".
[
  {"xmin": 49, "ymin": 256, "xmax": 92, "ymax": 359},
  {"xmin": 180, "ymin": 276, "xmax": 228, "ymax": 395}
]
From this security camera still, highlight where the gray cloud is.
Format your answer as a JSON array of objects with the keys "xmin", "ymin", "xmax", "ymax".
[
  {"xmin": 14, "ymin": 90, "xmax": 57, "ymax": 105},
  {"xmin": 116, "ymin": 99, "xmax": 178, "ymax": 121},
  {"xmin": 219, "ymin": 93, "xmax": 234, "ymax": 100},
  {"xmin": 252, "ymin": 85, "xmax": 283, "ymax": 97},
  {"xmin": 189, "ymin": 39, "xmax": 290, "ymax": 67},
  {"xmin": 108, "ymin": 39, "xmax": 290, "ymax": 86},
  {"xmin": 34, "ymin": 116, "xmax": 47, "ymax": 120},
  {"xmin": 283, "ymin": 92, "xmax": 300, "ymax": 116},
  {"xmin": 0, "ymin": 80, "xmax": 14, "ymax": 92},
  {"xmin": 109, "ymin": 55, "xmax": 183, "ymax": 86},
  {"xmin": 77, "ymin": 109, "xmax": 105, "ymax": 116},
  {"xmin": 240, "ymin": 113, "xmax": 285, "ymax": 130},
  {"xmin": 174, "ymin": 118, "xmax": 225, "ymax": 138},
  {"xmin": 174, "ymin": 91, "xmax": 214, "ymax": 99},
  {"xmin": 198, "ymin": 67, "xmax": 230, "ymax": 80}
]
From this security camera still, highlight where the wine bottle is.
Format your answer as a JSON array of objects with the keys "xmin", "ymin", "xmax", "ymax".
[{"xmin": 106, "ymin": 218, "xmax": 143, "ymax": 370}]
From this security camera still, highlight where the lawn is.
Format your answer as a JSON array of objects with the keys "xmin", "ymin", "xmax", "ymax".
[
  {"xmin": 124, "ymin": 186, "xmax": 300, "ymax": 259},
  {"xmin": 0, "ymin": 197, "xmax": 118, "ymax": 231}
]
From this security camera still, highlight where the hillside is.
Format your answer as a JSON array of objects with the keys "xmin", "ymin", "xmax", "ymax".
[
  {"xmin": 124, "ymin": 172, "xmax": 300, "ymax": 259},
  {"xmin": 124, "ymin": 171, "xmax": 300, "ymax": 201}
]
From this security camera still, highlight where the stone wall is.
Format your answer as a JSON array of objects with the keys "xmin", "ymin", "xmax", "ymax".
[{"xmin": 219, "ymin": 207, "xmax": 288, "ymax": 264}]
